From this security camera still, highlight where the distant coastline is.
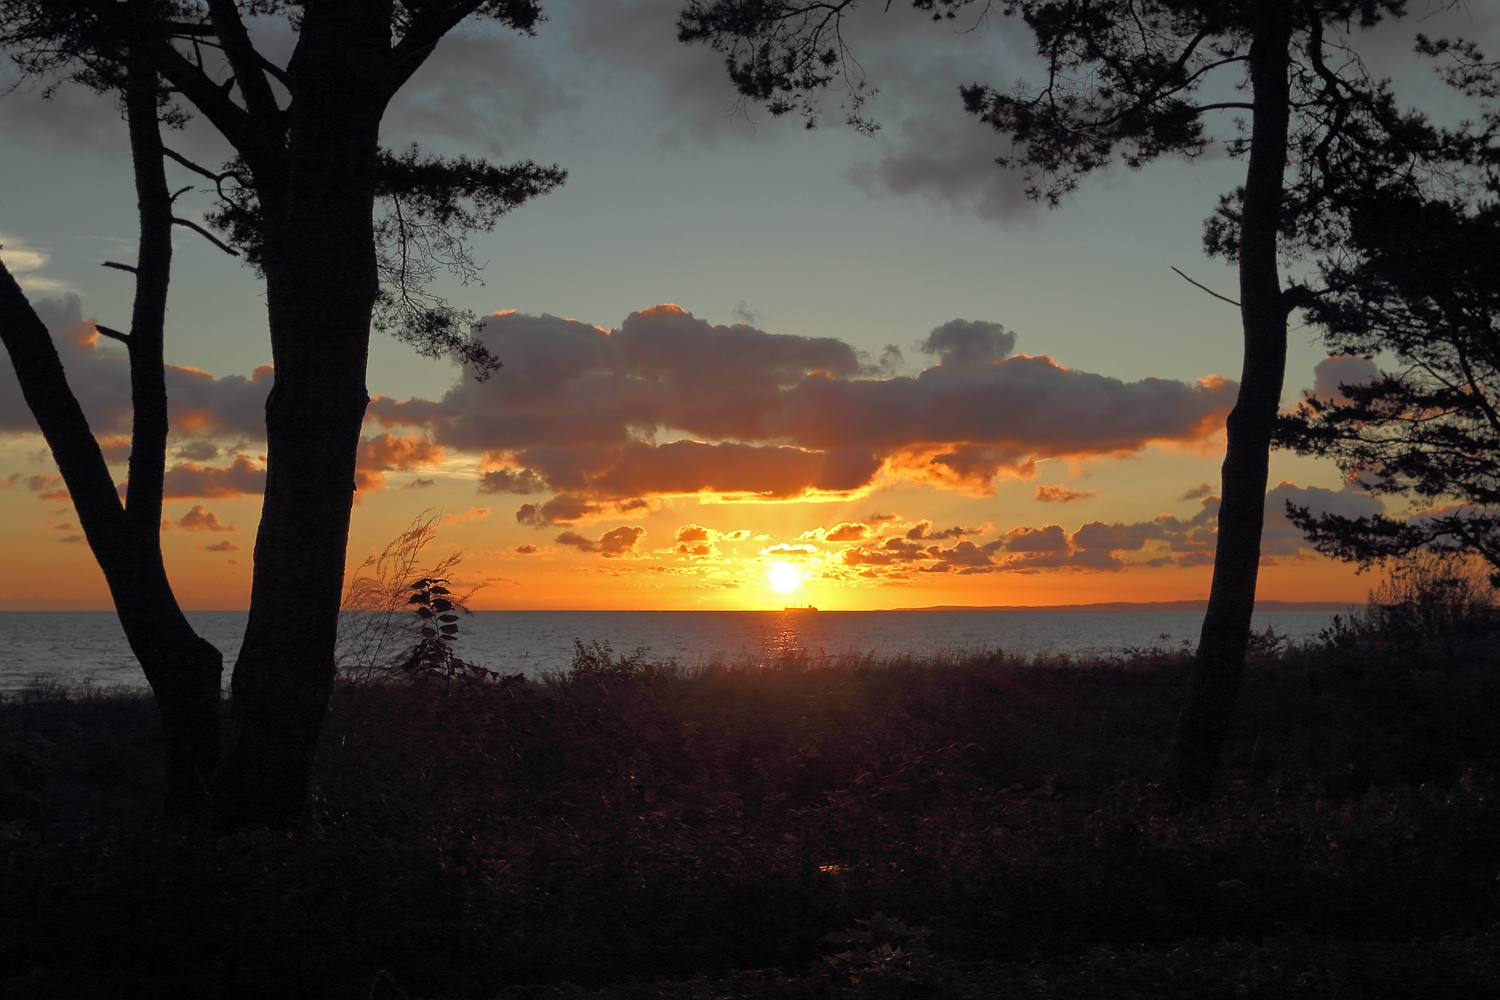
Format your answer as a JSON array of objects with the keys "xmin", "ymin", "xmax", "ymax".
[{"xmin": 897, "ymin": 600, "xmax": 1356, "ymax": 612}]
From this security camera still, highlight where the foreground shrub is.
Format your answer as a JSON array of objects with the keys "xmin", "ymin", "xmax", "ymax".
[{"xmin": 1, "ymin": 642, "xmax": 1498, "ymax": 997}]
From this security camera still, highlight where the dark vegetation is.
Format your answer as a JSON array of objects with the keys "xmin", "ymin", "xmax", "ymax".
[{"xmin": 4, "ymin": 595, "xmax": 1500, "ymax": 998}]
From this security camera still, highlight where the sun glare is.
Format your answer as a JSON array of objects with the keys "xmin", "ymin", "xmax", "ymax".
[{"xmin": 768, "ymin": 562, "xmax": 801, "ymax": 592}]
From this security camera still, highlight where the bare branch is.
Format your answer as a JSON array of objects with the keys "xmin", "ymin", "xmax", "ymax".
[
  {"xmin": 94, "ymin": 323, "xmax": 130, "ymax": 345},
  {"xmin": 1171, "ymin": 266, "xmax": 1241, "ymax": 308},
  {"xmin": 101, "ymin": 260, "xmax": 138, "ymax": 274},
  {"xmin": 172, "ymin": 216, "xmax": 241, "ymax": 256}
]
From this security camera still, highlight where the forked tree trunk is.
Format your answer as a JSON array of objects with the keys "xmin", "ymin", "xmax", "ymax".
[
  {"xmin": 1170, "ymin": 2, "xmax": 1294, "ymax": 802},
  {"xmin": 0, "ymin": 53, "xmax": 222, "ymax": 815},
  {"xmin": 210, "ymin": 5, "xmax": 388, "ymax": 825}
]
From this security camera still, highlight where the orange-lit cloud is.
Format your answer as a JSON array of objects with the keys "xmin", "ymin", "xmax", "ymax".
[
  {"xmin": 354, "ymin": 432, "xmax": 446, "ymax": 493},
  {"xmin": 826, "ymin": 482, "xmax": 1385, "ymax": 581},
  {"xmin": 366, "ymin": 306, "xmax": 1238, "ymax": 521},
  {"xmin": 175, "ymin": 505, "xmax": 238, "ymax": 532},
  {"xmin": 160, "ymin": 456, "xmax": 266, "ymax": 499}
]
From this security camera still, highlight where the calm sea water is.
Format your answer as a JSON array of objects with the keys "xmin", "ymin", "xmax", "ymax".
[{"xmin": 0, "ymin": 608, "xmax": 1349, "ymax": 694}]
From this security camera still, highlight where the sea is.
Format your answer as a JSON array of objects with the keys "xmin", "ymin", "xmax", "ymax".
[{"xmin": 0, "ymin": 604, "xmax": 1354, "ymax": 694}]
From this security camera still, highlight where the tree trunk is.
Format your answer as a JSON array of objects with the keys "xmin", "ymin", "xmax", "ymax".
[
  {"xmin": 0, "ymin": 52, "xmax": 223, "ymax": 816},
  {"xmin": 211, "ymin": 4, "xmax": 389, "ymax": 825},
  {"xmin": 1171, "ymin": 2, "xmax": 1293, "ymax": 802},
  {"xmin": 119, "ymin": 46, "xmax": 224, "ymax": 814}
]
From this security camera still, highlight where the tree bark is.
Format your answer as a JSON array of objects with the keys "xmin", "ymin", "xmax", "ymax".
[
  {"xmin": 0, "ymin": 51, "xmax": 222, "ymax": 815},
  {"xmin": 210, "ymin": 3, "xmax": 389, "ymax": 825},
  {"xmin": 1171, "ymin": 1, "xmax": 1294, "ymax": 802}
]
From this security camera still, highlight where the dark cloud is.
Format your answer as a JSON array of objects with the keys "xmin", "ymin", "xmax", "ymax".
[
  {"xmin": 197, "ymin": 540, "xmax": 241, "ymax": 553},
  {"xmin": 382, "ymin": 30, "xmax": 579, "ymax": 154},
  {"xmin": 832, "ymin": 481, "xmax": 1385, "ymax": 578},
  {"xmin": 1179, "ymin": 482, "xmax": 1214, "ymax": 501},
  {"xmin": 1035, "ymin": 484, "xmax": 1096, "ymax": 503},
  {"xmin": 5, "ymin": 472, "xmax": 70, "ymax": 502},
  {"xmin": 478, "ymin": 467, "xmax": 549, "ymax": 494},
  {"xmin": 917, "ymin": 319, "xmax": 1016, "ymax": 366},
  {"xmin": 904, "ymin": 520, "xmax": 982, "ymax": 540},
  {"xmin": 369, "ymin": 305, "xmax": 1236, "ymax": 520},
  {"xmin": 0, "ymin": 295, "xmax": 271, "ymax": 443},
  {"xmin": 0, "ymin": 78, "xmax": 126, "ymax": 157},
  {"xmin": 572, "ymin": 0, "xmax": 775, "ymax": 147},
  {"xmin": 554, "ymin": 524, "xmax": 646, "ymax": 558},
  {"xmin": 1311, "ymin": 355, "xmax": 1380, "ymax": 405},
  {"xmin": 175, "ymin": 441, "xmax": 220, "ymax": 462}
]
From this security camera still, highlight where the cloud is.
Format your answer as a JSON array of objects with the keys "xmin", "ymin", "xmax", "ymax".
[
  {"xmin": 369, "ymin": 305, "xmax": 1237, "ymax": 519},
  {"xmin": 443, "ymin": 507, "xmax": 491, "ymax": 527},
  {"xmin": 513, "ymin": 543, "xmax": 541, "ymax": 555},
  {"xmin": 404, "ymin": 478, "xmax": 436, "ymax": 490},
  {"xmin": 6, "ymin": 472, "xmax": 70, "ymax": 502},
  {"xmin": 830, "ymin": 480, "xmax": 1386, "ymax": 579},
  {"xmin": 0, "ymin": 79, "xmax": 127, "ymax": 157},
  {"xmin": 355, "ymin": 433, "xmax": 445, "ymax": 492},
  {"xmin": 175, "ymin": 505, "xmax": 238, "ymax": 532},
  {"xmin": 572, "ymin": 0, "xmax": 778, "ymax": 147},
  {"xmin": 554, "ymin": 524, "xmax": 646, "ymax": 558},
  {"xmin": 1035, "ymin": 484, "xmax": 1096, "ymax": 503},
  {"xmin": 1310, "ymin": 355, "xmax": 1380, "ymax": 405},
  {"xmin": 916, "ymin": 319, "xmax": 1016, "ymax": 366},
  {"xmin": 904, "ymin": 520, "xmax": 982, "ymax": 540},
  {"xmin": 160, "ymin": 456, "xmax": 266, "ymax": 499},
  {"xmin": 477, "ymin": 466, "xmax": 549, "ymax": 494},
  {"xmin": 383, "ymin": 29, "xmax": 579, "ymax": 154},
  {"xmin": 0, "ymin": 234, "xmax": 67, "ymax": 291},
  {"xmin": 819, "ymin": 522, "xmax": 873, "ymax": 542},
  {"xmin": 1179, "ymin": 482, "xmax": 1214, "ymax": 501},
  {"xmin": 197, "ymin": 540, "xmax": 241, "ymax": 553},
  {"xmin": 0, "ymin": 295, "xmax": 272, "ymax": 443}
]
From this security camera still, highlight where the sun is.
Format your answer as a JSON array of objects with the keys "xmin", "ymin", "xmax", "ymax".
[{"xmin": 768, "ymin": 562, "xmax": 802, "ymax": 592}]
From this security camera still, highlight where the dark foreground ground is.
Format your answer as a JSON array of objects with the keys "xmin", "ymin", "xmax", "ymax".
[{"xmin": 2, "ymin": 634, "xmax": 1498, "ymax": 999}]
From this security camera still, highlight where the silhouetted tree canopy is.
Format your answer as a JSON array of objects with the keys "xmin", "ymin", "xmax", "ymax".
[
  {"xmin": 1275, "ymin": 41, "xmax": 1500, "ymax": 581},
  {"xmin": 0, "ymin": 0, "xmax": 566, "ymax": 823},
  {"xmin": 1, "ymin": 0, "xmax": 563, "ymax": 379}
]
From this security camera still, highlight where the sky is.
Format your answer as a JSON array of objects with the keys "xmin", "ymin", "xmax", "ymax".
[{"xmin": 0, "ymin": 0, "xmax": 1495, "ymax": 611}]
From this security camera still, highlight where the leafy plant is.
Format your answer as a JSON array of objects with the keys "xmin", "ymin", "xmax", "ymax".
[
  {"xmin": 398, "ymin": 577, "xmax": 496, "ymax": 693},
  {"xmin": 337, "ymin": 512, "xmax": 469, "ymax": 683}
]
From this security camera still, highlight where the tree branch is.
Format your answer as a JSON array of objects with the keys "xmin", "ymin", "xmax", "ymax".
[
  {"xmin": 1171, "ymin": 266, "xmax": 1241, "ymax": 307},
  {"xmin": 95, "ymin": 323, "xmax": 131, "ymax": 345},
  {"xmin": 203, "ymin": 0, "xmax": 281, "ymax": 125},
  {"xmin": 172, "ymin": 217, "xmax": 241, "ymax": 257}
]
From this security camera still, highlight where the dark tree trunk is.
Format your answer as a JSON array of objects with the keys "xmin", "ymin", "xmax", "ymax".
[
  {"xmin": 1171, "ymin": 2, "xmax": 1294, "ymax": 802},
  {"xmin": 119, "ymin": 46, "xmax": 224, "ymax": 814},
  {"xmin": 211, "ymin": 4, "xmax": 389, "ymax": 825},
  {"xmin": 0, "ymin": 52, "xmax": 222, "ymax": 816}
]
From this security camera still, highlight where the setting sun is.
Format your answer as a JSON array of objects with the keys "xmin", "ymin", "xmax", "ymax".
[{"xmin": 768, "ymin": 563, "xmax": 802, "ymax": 592}]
